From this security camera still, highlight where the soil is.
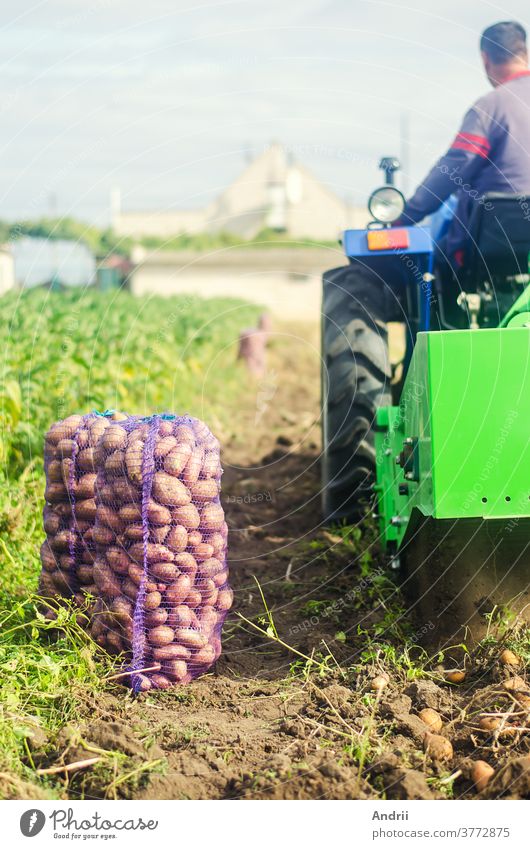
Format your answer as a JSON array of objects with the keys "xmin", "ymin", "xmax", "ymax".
[{"xmin": 33, "ymin": 323, "xmax": 530, "ymax": 801}]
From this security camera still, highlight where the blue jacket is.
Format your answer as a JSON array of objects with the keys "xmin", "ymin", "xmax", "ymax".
[{"xmin": 402, "ymin": 70, "xmax": 530, "ymax": 257}]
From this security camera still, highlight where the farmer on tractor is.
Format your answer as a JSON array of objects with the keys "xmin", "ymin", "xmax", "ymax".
[
  {"xmin": 321, "ymin": 20, "xmax": 530, "ymax": 532},
  {"xmin": 399, "ymin": 20, "xmax": 530, "ymax": 268}
]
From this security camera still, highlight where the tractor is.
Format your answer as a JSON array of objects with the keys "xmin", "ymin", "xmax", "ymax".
[{"xmin": 321, "ymin": 158, "xmax": 530, "ymax": 643}]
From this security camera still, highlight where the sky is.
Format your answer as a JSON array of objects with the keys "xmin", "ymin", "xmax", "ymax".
[{"xmin": 0, "ymin": 0, "xmax": 528, "ymax": 224}]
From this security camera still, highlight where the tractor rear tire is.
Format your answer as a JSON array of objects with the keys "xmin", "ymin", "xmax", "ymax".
[{"xmin": 321, "ymin": 263, "xmax": 392, "ymax": 523}]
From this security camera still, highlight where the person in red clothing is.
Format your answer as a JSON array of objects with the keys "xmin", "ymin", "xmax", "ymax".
[{"xmin": 400, "ymin": 21, "xmax": 530, "ymax": 266}]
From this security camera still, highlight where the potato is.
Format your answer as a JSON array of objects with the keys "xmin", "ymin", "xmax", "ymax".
[
  {"xmin": 89, "ymin": 417, "xmax": 109, "ymax": 441},
  {"xmin": 112, "ymin": 477, "xmax": 141, "ymax": 504},
  {"xmin": 147, "ymin": 500, "xmax": 172, "ymax": 526},
  {"xmin": 198, "ymin": 606, "xmax": 218, "ymax": 637},
  {"xmin": 45, "ymin": 482, "xmax": 68, "ymax": 503},
  {"xmin": 129, "ymin": 542, "xmax": 174, "ymax": 565},
  {"xmin": 145, "ymin": 607, "xmax": 168, "ymax": 627},
  {"xmin": 148, "ymin": 625, "xmax": 175, "ymax": 646},
  {"xmin": 59, "ymin": 553, "xmax": 75, "ymax": 570},
  {"xmin": 47, "ymin": 460, "xmax": 63, "ymax": 483},
  {"xmin": 124, "ymin": 523, "xmax": 144, "ymax": 541},
  {"xmin": 56, "ymin": 438, "xmax": 76, "ymax": 458},
  {"xmin": 96, "ymin": 505, "xmax": 122, "ymax": 532},
  {"xmin": 47, "ymin": 414, "xmax": 83, "ymax": 443},
  {"xmin": 125, "ymin": 440, "xmax": 144, "ymax": 484},
  {"xmin": 52, "ymin": 569, "xmax": 76, "ymax": 594},
  {"xmin": 172, "ymin": 503, "xmax": 200, "ymax": 530},
  {"xmin": 152, "ymin": 472, "xmax": 191, "ymax": 507},
  {"xmin": 106, "ymin": 631, "xmax": 124, "ymax": 654},
  {"xmin": 193, "ymin": 542, "xmax": 214, "ymax": 562},
  {"xmin": 106, "ymin": 547, "xmax": 131, "ymax": 575},
  {"xmin": 150, "ymin": 673, "xmax": 172, "ymax": 690},
  {"xmin": 40, "ymin": 540, "xmax": 57, "ymax": 572},
  {"xmin": 77, "ymin": 447, "xmax": 96, "ymax": 472},
  {"xmin": 185, "ymin": 528, "xmax": 199, "ymax": 546},
  {"xmin": 200, "ymin": 502, "xmax": 224, "ymax": 531},
  {"xmin": 198, "ymin": 578, "xmax": 218, "ymax": 605},
  {"xmin": 105, "ymin": 449, "xmax": 126, "ymax": 477},
  {"xmin": 190, "ymin": 643, "xmax": 216, "ymax": 666},
  {"xmin": 152, "ymin": 643, "xmax": 191, "ymax": 661},
  {"xmin": 122, "ymin": 578, "xmax": 139, "ymax": 601},
  {"xmin": 173, "ymin": 552, "xmax": 198, "ymax": 575},
  {"xmin": 49, "ymin": 528, "xmax": 75, "ymax": 551},
  {"xmin": 213, "ymin": 570, "xmax": 229, "ymax": 588},
  {"xmin": 98, "ymin": 484, "xmax": 115, "ymax": 506},
  {"xmin": 135, "ymin": 674, "xmax": 152, "ymax": 692},
  {"xmin": 93, "ymin": 561, "xmax": 122, "ymax": 598},
  {"xmin": 185, "ymin": 589, "xmax": 202, "ymax": 608},
  {"xmin": 150, "ymin": 525, "xmax": 170, "ymax": 544},
  {"xmin": 81, "ymin": 547, "xmax": 96, "ymax": 565},
  {"xmin": 191, "ymin": 479, "xmax": 218, "ymax": 503},
  {"xmin": 502, "ymin": 675, "xmax": 526, "ymax": 692},
  {"xmin": 216, "ymin": 587, "xmax": 233, "ymax": 611},
  {"xmin": 423, "ymin": 733, "xmax": 453, "ymax": 762},
  {"xmin": 199, "ymin": 557, "xmax": 223, "ymax": 578},
  {"xmin": 167, "ymin": 605, "xmax": 193, "ymax": 629},
  {"xmin": 161, "ymin": 659, "xmax": 189, "ymax": 682},
  {"xmin": 92, "ymin": 525, "xmax": 116, "ymax": 546},
  {"xmin": 182, "ymin": 448, "xmax": 203, "ymax": 484},
  {"xmin": 75, "ymin": 473, "xmax": 97, "ymax": 499},
  {"xmin": 174, "ymin": 424, "xmax": 195, "ymax": 445},
  {"xmin": 110, "ymin": 596, "xmax": 133, "ymax": 623},
  {"xmin": 119, "ymin": 503, "xmax": 142, "ymax": 523},
  {"xmin": 60, "ymin": 457, "xmax": 75, "ymax": 489},
  {"xmin": 165, "ymin": 525, "xmax": 188, "ymax": 553},
  {"xmin": 149, "ymin": 561, "xmax": 178, "ymax": 582},
  {"xmin": 471, "ymin": 760, "xmax": 495, "ymax": 792},
  {"xmin": 128, "ymin": 564, "xmax": 158, "ymax": 592},
  {"xmin": 164, "ymin": 444, "xmax": 192, "ymax": 477},
  {"xmin": 145, "ymin": 590, "xmax": 162, "ymax": 610},
  {"xmin": 77, "ymin": 564, "xmax": 94, "ymax": 585},
  {"xmin": 418, "ymin": 708, "xmax": 443, "ymax": 733},
  {"xmin": 165, "ymin": 574, "xmax": 193, "ymax": 604},
  {"xmin": 201, "ymin": 451, "xmax": 221, "ymax": 479},
  {"xmin": 154, "ymin": 436, "xmax": 178, "ymax": 459},
  {"xmin": 76, "ymin": 498, "xmax": 97, "ymax": 521},
  {"xmin": 101, "ymin": 424, "xmax": 128, "ymax": 452},
  {"xmin": 444, "ymin": 670, "xmax": 466, "ymax": 684},
  {"xmin": 174, "ymin": 628, "xmax": 207, "ymax": 650}
]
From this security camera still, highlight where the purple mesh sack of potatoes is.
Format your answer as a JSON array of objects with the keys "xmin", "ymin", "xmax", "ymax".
[
  {"xmin": 39, "ymin": 411, "xmax": 129, "ymax": 615},
  {"xmin": 90, "ymin": 414, "xmax": 232, "ymax": 691}
]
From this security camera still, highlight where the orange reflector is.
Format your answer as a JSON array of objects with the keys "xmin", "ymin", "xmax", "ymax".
[{"xmin": 367, "ymin": 229, "xmax": 410, "ymax": 251}]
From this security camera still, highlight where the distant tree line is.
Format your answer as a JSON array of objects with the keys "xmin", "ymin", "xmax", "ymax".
[{"xmin": 0, "ymin": 217, "xmax": 335, "ymax": 257}]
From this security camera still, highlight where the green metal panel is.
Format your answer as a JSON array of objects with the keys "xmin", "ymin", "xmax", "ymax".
[{"xmin": 375, "ymin": 326, "xmax": 530, "ymax": 549}]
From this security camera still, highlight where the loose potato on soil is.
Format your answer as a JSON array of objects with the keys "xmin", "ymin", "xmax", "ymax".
[
  {"xmin": 418, "ymin": 708, "xmax": 443, "ymax": 733},
  {"xmin": 423, "ymin": 733, "xmax": 453, "ymax": 762},
  {"xmin": 471, "ymin": 760, "xmax": 495, "ymax": 792}
]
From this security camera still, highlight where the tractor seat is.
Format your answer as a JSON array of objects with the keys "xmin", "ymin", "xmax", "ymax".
[{"xmin": 464, "ymin": 193, "xmax": 530, "ymax": 287}]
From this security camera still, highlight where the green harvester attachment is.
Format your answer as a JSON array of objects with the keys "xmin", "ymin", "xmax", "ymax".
[{"xmin": 375, "ymin": 314, "xmax": 530, "ymax": 643}]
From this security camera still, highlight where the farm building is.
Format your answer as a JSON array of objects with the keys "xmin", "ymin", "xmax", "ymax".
[{"xmin": 112, "ymin": 143, "xmax": 366, "ymax": 241}]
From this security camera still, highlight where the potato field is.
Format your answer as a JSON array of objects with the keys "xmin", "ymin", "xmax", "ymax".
[{"xmin": 1, "ymin": 287, "xmax": 530, "ymax": 801}]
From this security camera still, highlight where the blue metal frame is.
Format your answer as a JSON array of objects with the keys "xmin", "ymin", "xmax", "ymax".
[
  {"xmin": 343, "ymin": 225, "xmax": 434, "ymax": 332},
  {"xmin": 343, "ymin": 225, "xmax": 433, "ymax": 258}
]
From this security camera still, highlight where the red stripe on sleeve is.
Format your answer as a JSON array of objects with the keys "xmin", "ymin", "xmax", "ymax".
[
  {"xmin": 450, "ymin": 139, "xmax": 490, "ymax": 158},
  {"xmin": 456, "ymin": 131, "xmax": 490, "ymax": 150}
]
